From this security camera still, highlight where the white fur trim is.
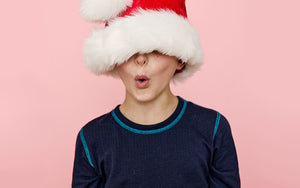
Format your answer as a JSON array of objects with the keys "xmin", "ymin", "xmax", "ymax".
[
  {"xmin": 80, "ymin": 0, "xmax": 133, "ymax": 21},
  {"xmin": 83, "ymin": 9, "xmax": 203, "ymax": 81}
]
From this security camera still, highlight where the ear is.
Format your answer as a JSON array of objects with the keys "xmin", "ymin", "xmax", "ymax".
[
  {"xmin": 176, "ymin": 60, "xmax": 186, "ymax": 71},
  {"xmin": 175, "ymin": 60, "xmax": 186, "ymax": 74}
]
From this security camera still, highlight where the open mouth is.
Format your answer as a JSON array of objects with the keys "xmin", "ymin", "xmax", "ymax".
[
  {"xmin": 135, "ymin": 75, "xmax": 150, "ymax": 88},
  {"xmin": 135, "ymin": 75, "xmax": 149, "ymax": 82}
]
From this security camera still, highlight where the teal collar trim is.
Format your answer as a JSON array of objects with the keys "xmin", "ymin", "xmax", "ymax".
[{"xmin": 112, "ymin": 99, "xmax": 187, "ymax": 135}]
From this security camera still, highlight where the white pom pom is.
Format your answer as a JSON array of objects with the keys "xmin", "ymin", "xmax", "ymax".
[{"xmin": 80, "ymin": 0, "xmax": 133, "ymax": 21}]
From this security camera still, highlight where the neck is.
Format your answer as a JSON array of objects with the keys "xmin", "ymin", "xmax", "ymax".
[{"xmin": 119, "ymin": 92, "xmax": 179, "ymax": 125}]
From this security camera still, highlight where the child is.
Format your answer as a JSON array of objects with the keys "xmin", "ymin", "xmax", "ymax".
[{"xmin": 72, "ymin": 0, "xmax": 240, "ymax": 187}]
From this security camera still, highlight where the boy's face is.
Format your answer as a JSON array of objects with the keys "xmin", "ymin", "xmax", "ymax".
[{"xmin": 116, "ymin": 51, "xmax": 185, "ymax": 103}]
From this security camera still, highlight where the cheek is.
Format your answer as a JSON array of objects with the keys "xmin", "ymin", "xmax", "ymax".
[
  {"xmin": 116, "ymin": 69, "xmax": 130, "ymax": 86},
  {"xmin": 155, "ymin": 63, "xmax": 177, "ymax": 78},
  {"xmin": 117, "ymin": 63, "xmax": 131, "ymax": 78}
]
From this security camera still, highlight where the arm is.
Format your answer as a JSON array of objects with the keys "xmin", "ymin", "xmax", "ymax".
[
  {"xmin": 209, "ymin": 113, "xmax": 241, "ymax": 188},
  {"xmin": 72, "ymin": 128, "xmax": 104, "ymax": 188}
]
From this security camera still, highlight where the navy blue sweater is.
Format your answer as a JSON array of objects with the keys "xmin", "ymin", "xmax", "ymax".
[{"xmin": 72, "ymin": 97, "xmax": 240, "ymax": 187}]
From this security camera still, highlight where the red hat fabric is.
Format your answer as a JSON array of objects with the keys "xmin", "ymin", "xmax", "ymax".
[
  {"xmin": 120, "ymin": 0, "xmax": 187, "ymax": 18},
  {"xmin": 80, "ymin": 0, "xmax": 203, "ymax": 81}
]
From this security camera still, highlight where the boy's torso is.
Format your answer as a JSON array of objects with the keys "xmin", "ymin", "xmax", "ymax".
[{"xmin": 82, "ymin": 97, "xmax": 217, "ymax": 187}]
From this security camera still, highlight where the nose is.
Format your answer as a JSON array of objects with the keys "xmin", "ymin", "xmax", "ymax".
[{"xmin": 135, "ymin": 53, "xmax": 147, "ymax": 66}]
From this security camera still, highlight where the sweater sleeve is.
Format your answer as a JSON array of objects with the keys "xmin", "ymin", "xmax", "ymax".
[
  {"xmin": 209, "ymin": 114, "xmax": 241, "ymax": 188},
  {"xmin": 72, "ymin": 128, "xmax": 104, "ymax": 188}
]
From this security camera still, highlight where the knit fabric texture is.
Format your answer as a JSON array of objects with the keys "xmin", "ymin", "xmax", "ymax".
[{"xmin": 72, "ymin": 97, "xmax": 240, "ymax": 187}]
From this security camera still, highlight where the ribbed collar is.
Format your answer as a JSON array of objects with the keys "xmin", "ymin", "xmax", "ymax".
[{"xmin": 111, "ymin": 97, "xmax": 187, "ymax": 134}]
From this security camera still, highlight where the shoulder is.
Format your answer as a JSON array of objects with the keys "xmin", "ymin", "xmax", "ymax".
[
  {"xmin": 84, "ymin": 112, "xmax": 112, "ymax": 129},
  {"xmin": 185, "ymin": 99, "xmax": 221, "ymax": 123},
  {"xmin": 183, "ymin": 98, "xmax": 232, "ymax": 138},
  {"xmin": 186, "ymin": 99, "xmax": 229, "ymax": 118},
  {"xmin": 78, "ymin": 110, "xmax": 115, "ymax": 142}
]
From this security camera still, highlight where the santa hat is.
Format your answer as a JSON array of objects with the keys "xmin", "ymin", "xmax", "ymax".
[{"xmin": 80, "ymin": 0, "xmax": 203, "ymax": 81}]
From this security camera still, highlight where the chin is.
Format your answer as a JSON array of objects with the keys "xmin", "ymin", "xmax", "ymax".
[{"xmin": 131, "ymin": 91, "xmax": 157, "ymax": 103}]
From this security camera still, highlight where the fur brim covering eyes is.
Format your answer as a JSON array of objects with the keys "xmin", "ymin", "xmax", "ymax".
[{"xmin": 83, "ymin": 9, "xmax": 203, "ymax": 82}]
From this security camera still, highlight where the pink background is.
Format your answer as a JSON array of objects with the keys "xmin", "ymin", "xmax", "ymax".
[{"xmin": 1, "ymin": 0, "xmax": 299, "ymax": 187}]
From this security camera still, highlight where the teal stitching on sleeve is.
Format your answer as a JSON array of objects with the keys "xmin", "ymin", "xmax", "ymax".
[
  {"xmin": 80, "ymin": 129, "xmax": 94, "ymax": 168},
  {"xmin": 213, "ymin": 112, "xmax": 221, "ymax": 141}
]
